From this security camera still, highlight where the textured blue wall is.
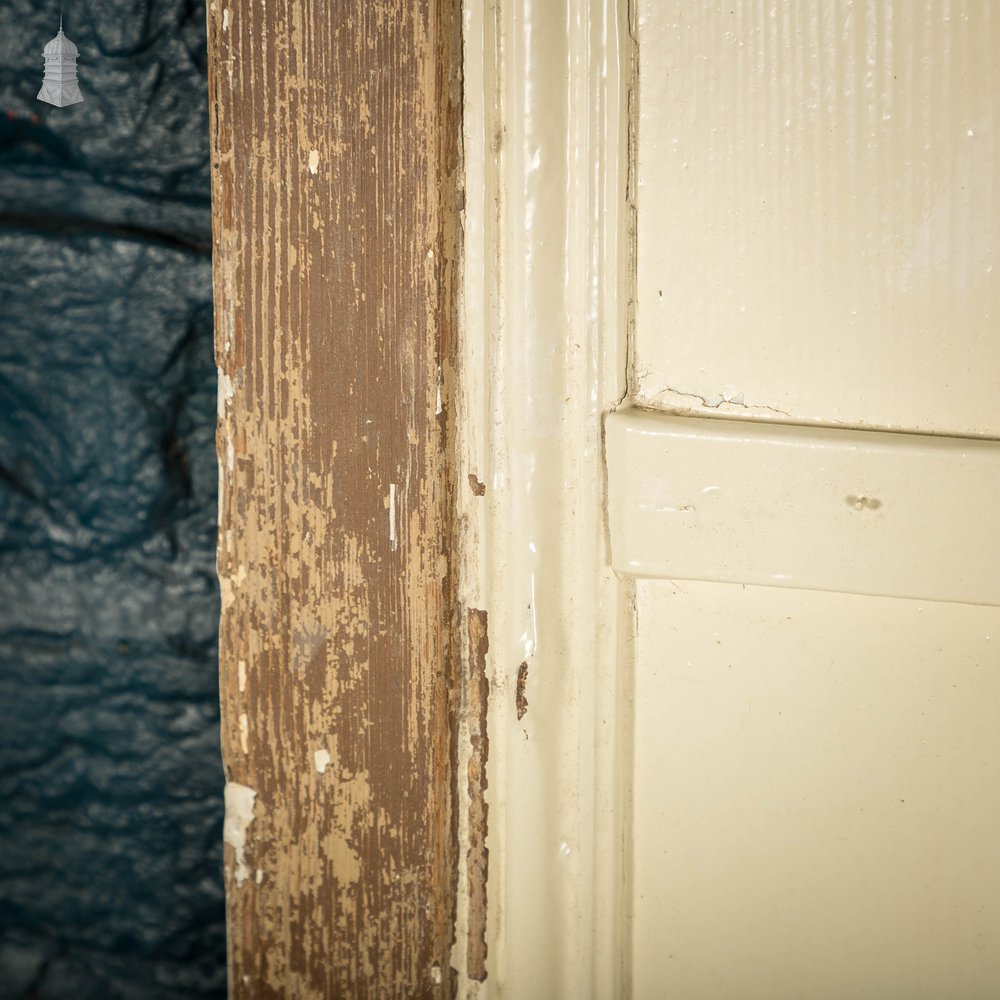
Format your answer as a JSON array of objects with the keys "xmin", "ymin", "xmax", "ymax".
[{"xmin": 0, "ymin": 2, "xmax": 225, "ymax": 996}]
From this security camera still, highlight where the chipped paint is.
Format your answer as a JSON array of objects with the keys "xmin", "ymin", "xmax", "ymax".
[
  {"xmin": 639, "ymin": 382, "xmax": 791, "ymax": 420},
  {"xmin": 454, "ymin": 2, "xmax": 634, "ymax": 994},
  {"xmin": 466, "ymin": 609, "xmax": 490, "ymax": 982},
  {"xmin": 207, "ymin": 1, "xmax": 463, "ymax": 995},
  {"xmin": 314, "ymin": 748, "xmax": 331, "ymax": 775},
  {"xmin": 223, "ymin": 782, "xmax": 257, "ymax": 886},
  {"xmin": 515, "ymin": 661, "xmax": 529, "ymax": 722},
  {"xmin": 389, "ymin": 482, "xmax": 398, "ymax": 551},
  {"xmin": 217, "ymin": 370, "xmax": 235, "ymax": 417}
]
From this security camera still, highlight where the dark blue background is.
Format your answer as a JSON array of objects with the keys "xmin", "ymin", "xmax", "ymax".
[{"xmin": 0, "ymin": 2, "xmax": 225, "ymax": 996}]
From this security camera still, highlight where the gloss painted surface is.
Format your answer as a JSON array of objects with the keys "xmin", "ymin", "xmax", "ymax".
[
  {"xmin": 458, "ymin": 0, "xmax": 631, "ymax": 995},
  {"xmin": 607, "ymin": 408, "xmax": 1000, "ymax": 605}
]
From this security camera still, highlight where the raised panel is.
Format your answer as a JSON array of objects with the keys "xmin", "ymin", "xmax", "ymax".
[
  {"xmin": 632, "ymin": 579, "xmax": 1000, "ymax": 999},
  {"xmin": 636, "ymin": 1, "xmax": 1000, "ymax": 437}
]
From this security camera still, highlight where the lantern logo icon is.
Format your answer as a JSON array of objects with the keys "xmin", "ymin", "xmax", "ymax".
[{"xmin": 37, "ymin": 17, "xmax": 83, "ymax": 108}]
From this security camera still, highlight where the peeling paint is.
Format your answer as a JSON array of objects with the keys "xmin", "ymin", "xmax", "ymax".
[
  {"xmin": 223, "ymin": 782, "xmax": 257, "ymax": 886},
  {"xmin": 466, "ymin": 609, "xmax": 490, "ymax": 982},
  {"xmin": 207, "ymin": 1, "xmax": 463, "ymax": 994},
  {"xmin": 218, "ymin": 370, "xmax": 235, "ymax": 418},
  {"xmin": 516, "ymin": 661, "xmax": 529, "ymax": 721},
  {"xmin": 468, "ymin": 473, "xmax": 486, "ymax": 497},
  {"xmin": 640, "ymin": 382, "xmax": 791, "ymax": 419},
  {"xmin": 314, "ymin": 748, "xmax": 331, "ymax": 774}
]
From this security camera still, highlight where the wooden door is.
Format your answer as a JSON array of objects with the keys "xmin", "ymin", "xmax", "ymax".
[{"xmin": 210, "ymin": 2, "xmax": 1000, "ymax": 997}]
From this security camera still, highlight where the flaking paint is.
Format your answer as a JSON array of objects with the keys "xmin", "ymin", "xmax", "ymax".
[{"xmin": 207, "ymin": 1, "xmax": 464, "ymax": 995}]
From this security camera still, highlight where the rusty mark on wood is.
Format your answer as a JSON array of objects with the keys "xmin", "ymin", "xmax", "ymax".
[
  {"xmin": 207, "ymin": 1, "xmax": 464, "ymax": 996},
  {"xmin": 516, "ymin": 661, "xmax": 529, "ymax": 721},
  {"xmin": 468, "ymin": 473, "xmax": 486, "ymax": 496},
  {"xmin": 466, "ymin": 608, "xmax": 490, "ymax": 981}
]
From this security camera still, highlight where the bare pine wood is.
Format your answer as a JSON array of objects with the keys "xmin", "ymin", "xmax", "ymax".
[{"xmin": 207, "ymin": 2, "xmax": 463, "ymax": 995}]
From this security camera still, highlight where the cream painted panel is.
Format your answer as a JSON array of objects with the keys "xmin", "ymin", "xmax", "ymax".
[
  {"xmin": 635, "ymin": 1, "xmax": 1000, "ymax": 437},
  {"xmin": 632, "ymin": 579, "xmax": 1000, "ymax": 1000}
]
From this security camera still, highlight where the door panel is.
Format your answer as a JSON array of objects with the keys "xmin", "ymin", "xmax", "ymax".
[
  {"xmin": 635, "ymin": 1, "xmax": 1000, "ymax": 436},
  {"xmin": 623, "ymin": 2, "xmax": 1000, "ymax": 997},
  {"xmin": 462, "ymin": 2, "xmax": 1000, "ymax": 997},
  {"xmin": 632, "ymin": 580, "xmax": 1000, "ymax": 999}
]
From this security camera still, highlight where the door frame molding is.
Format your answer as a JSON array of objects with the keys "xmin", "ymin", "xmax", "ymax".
[{"xmin": 456, "ymin": 1, "xmax": 634, "ymax": 994}]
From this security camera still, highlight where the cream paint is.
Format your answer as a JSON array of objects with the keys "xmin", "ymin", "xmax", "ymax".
[
  {"xmin": 632, "ymin": 580, "xmax": 1000, "ymax": 998},
  {"xmin": 462, "ymin": 0, "xmax": 1000, "ymax": 997},
  {"xmin": 607, "ymin": 410, "xmax": 1000, "ymax": 606},
  {"xmin": 634, "ymin": 1, "xmax": 1000, "ymax": 437},
  {"xmin": 622, "ymin": 2, "xmax": 1000, "ymax": 997},
  {"xmin": 458, "ymin": 0, "xmax": 631, "ymax": 995}
]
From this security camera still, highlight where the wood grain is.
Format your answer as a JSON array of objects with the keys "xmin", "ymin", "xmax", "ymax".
[{"xmin": 207, "ymin": 2, "xmax": 463, "ymax": 995}]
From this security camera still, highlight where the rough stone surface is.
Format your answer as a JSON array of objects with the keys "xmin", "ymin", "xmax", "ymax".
[{"xmin": 0, "ymin": 3, "xmax": 224, "ymax": 997}]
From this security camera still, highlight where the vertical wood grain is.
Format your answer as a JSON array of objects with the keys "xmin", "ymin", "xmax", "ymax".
[{"xmin": 207, "ymin": 2, "xmax": 463, "ymax": 996}]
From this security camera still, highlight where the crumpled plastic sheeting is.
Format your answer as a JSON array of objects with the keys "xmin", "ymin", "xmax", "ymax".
[{"xmin": 0, "ymin": 2, "xmax": 224, "ymax": 998}]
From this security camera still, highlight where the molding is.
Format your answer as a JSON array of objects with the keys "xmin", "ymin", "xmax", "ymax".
[{"xmin": 457, "ymin": 1, "xmax": 633, "ymax": 995}]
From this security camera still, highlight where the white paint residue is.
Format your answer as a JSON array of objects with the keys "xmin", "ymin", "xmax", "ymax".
[
  {"xmin": 389, "ymin": 483, "xmax": 398, "ymax": 551},
  {"xmin": 222, "ymin": 7, "xmax": 229, "ymax": 30},
  {"xmin": 430, "ymin": 965, "xmax": 442, "ymax": 985},
  {"xmin": 218, "ymin": 371, "xmax": 235, "ymax": 418},
  {"xmin": 255, "ymin": 869, "xmax": 264, "ymax": 884},
  {"xmin": 308, "ymin": 149, "xmax": 319, "ymax": 174},
  {"xmin": 223, "ymin": 782, "xmax": 257, "ymax": 885},
  {"xmin": 238, "ymin": 658, "xmax": 246, "ymax": 693},
  {"xmin": 314, "ymin": 748, "xmax": 331, "ymax": 774},
  {"xmin": 239, "ymin": 712, "xmax": 249, "ymax": 753},
  {"xmin": 435, "ymin": 366, "xmax": 443, "ymax": 415}
]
